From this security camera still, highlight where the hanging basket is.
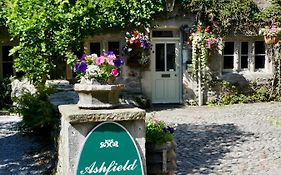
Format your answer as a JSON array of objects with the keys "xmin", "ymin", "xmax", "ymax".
[{"xmin": 264, "ymin": 36, "xmax": 279, "ymax": 45}]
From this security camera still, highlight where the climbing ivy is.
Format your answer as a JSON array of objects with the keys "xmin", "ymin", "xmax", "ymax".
[
  {"xmin": 180, "ymin": 0, "xmax": 260, "ymax": 35},
  {"xmin": 257, "ymin": 0, "xmax": 281, "ymax": 23},
  {"xmin": 5, "ymin": 0, "xmax": 165, "ymax": 85},
  {"xmin": 4, "ymin": 0, "xmax": 281, "ymax": 86}
]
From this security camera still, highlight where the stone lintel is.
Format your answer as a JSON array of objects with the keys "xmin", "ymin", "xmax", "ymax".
[{"xmin": 58, "ymin": 104, "xmax": 146, "ymax": 124}]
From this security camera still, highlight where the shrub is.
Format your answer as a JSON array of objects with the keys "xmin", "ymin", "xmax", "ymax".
[
  {"xmin": 146, "ymin": 114, "xmax": 176, "ymax": 145},
  {"xmin": 14, "ymin": 85, "xmax": 55, "ymax": 132},
  {"xmin": 0, "ymin": 78, "xmax": 13, "ymax": 110},
  {"xmin": 208, "ymin": 79, "xmax": 280, "ymax": 106}
]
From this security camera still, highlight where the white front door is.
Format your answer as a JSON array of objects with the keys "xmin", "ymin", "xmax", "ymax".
[{"xmin": 151, "ymin": 40, "xmax": 181, "ymax": 103}]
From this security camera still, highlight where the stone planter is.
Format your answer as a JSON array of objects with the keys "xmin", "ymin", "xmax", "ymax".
[
  {"xmin": 74, "ymin": 83, "xmax": 124, "ymax": 109},
  {"xmin": 264, "ymin": 36, "xmax": 279, "ymax": 45},
  {"xmin": 146, "ymin": 141, "xmax": 176, "ymax": 175}
]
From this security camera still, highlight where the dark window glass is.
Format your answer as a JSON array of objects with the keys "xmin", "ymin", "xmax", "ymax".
[
  {"xmin": 90, "ymin": 42, "xmax": 101, "ymax": 56},
  {"xmin": 255, "ymin": 56, "xmax": 265, "ymax": 69},
  {"xmin": 223, "ymin": 42, "xmax": 234, "ymax": 55},
  {"xmin": 167, "ymin": 44, "xmax": 175, "ymax": 71},
  {"xmin": 3, "ymin": 63, "xmax": 13, "ymax": 78},
  {"xmin": 241, "ymin": 42, "xmax": 248, "ymax": 55},
  {"xmin": 152, "ymin": 31, "xmax": 174, "ymax": 37},
  {"xmin": 156, "ymin": 44, "xmax": 165, "ymax": 71},
  {"xmin": 108, "ymin": 42, "xmax": 120, "ymax": 57},
  {"xmin": 255, "ymin": 41, "xmax": 265, "ymax": 54},
  {"xmin": 241, "ymin": 56, "xmax": 248, "ymax": 69},
  {"xmin": 224, "ymin": 56, "xmax": 234, "ymax": 69},
  {"xmin": 3, "ymin": 46, "xmax": 13, "ymax": 61}
]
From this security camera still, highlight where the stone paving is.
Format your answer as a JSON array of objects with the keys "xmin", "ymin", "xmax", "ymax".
[
  {"xmin": 150, "ymin": 102, "xmax": 281, "ymax": 175},
  {"xmin": 1, "ymin": 102, "xmax": 281, "ymax": 174},
  {"xmin": 0, "ymin": 115, "xmax": 54, "ymax": 175}
]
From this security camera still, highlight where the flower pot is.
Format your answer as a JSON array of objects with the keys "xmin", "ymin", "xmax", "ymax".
[
  {"xmin": 146, "ymin": 141, "xmax": 176, "ymax": 175},
  {"xmin": 74, "ymin": 83, "xmax": 124, "ymax": 109},
  {"xmin": 264, "ymin": 36, "xmax": 279, "ymax": 45}
]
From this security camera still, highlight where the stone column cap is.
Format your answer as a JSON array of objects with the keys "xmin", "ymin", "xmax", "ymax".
[{"xmin": 58, "ymin": 104, "xmax": 146, "ymax": 124}]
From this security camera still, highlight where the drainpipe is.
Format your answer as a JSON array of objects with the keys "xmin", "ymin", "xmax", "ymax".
[{"xmin": 198, "ymin": 56, "xmax": 203, "ymax": 106}]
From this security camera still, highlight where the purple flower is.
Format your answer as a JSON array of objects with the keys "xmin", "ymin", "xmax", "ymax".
[
  {"xmin": 80, "ymin": 54, "xmax": 86, "ymax": 61},
  {"xmin": 114, "ymin": 58, "xmax": 124, "ymax": 67},
  {"xmin": 75, "ymin": 62, "xmax": 87, "ymax": 73},
  {"xmin": 143, "ymin": 42, "xmax": 151, "ymax": 50},
  {"xmin": 104, "ymin": 51, "xmax": 114, "ymax": 56},
  {"xmin": 167, "ymin": 126, "xmax": 175, "ymax": 134}
]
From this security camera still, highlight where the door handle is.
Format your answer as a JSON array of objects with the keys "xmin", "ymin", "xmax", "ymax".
[{"xmin": 175, "ymin": 74, "xmax": 177, "ymax": 77}]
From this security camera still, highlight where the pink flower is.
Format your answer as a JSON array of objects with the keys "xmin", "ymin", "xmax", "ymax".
[
  {"xmin": 107, "ymin": 57, "xmax": 115, "ymax": 66},
  {"xmin": 96, "ymin": 56, "xmax": 105, "ymax": 65},
  {"xmin": 111, "ymin": 69, "xmax": 119, "ymax": 77},
  {"xmin": 153, "ymin": 116, "xmax": 160, "ymax": 123}
]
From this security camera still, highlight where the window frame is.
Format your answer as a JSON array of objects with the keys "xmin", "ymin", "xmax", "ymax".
[
  {"xmin": 222, "ymin": 40, "xmax": 267, "ymax": 73},
  {"xmin": 254, "ymin": 41, "xmax": 266, "ymax": 70},
  {"xmin": 240, "ymin": 42, "xmax": 249, "ymax": 70},
  {"xmin": 222, "ymin": 42, "xmax": 235, "ymax": 72}
]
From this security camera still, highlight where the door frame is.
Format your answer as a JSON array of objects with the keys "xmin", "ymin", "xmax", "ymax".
[{"xmin": 150, "ymin": 38, "xmax": 183, "ymax": 104}]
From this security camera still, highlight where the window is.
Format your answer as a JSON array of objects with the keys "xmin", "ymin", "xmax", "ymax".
[
  {"xmin": 241, "ymin": 42, "xmax": 248, "ymax": 69},
  {"xmin": 90, "ymin": 42, "xmax": 101, "ymax": 56},
  {"xmin": 223, "ymin": 42, "xmax": 234, "ymax": 69},
  {"xmin": 108, "ymin": 42, "xmax": 120, "ymax": 57},
  {"xmin": 2, "ymin": 46, "xmax": 13, "ymax": 78},
  {"xmin": 222, "ymin": 40, "xmax": 266, "ymax": 72},
  {"xmin": 155, "ymin": 43, "xmax": 176, "ymax": 72},
  {"xmin": 152, "ymin": 30, "xmax": 180, "ymax": 38},
  {"xmin": 254, "ymin": 41, "xmax": 265, "ymax": 69},
  {"xmin": 89, "ymin": 41, "xmax": 120, "ymax": 57}
]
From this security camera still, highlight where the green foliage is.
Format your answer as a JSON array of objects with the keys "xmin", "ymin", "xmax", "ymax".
[
  {"xmin": 0, "ymin": 0, "xmax": 6, "ymax": 25},
  {"xmin": 14, "ymin": 85, "xmax": 55, "ymax": 132},
  {"xmin": 5, "ymin": 0, "xmax": 164, "ymax": 85},
  {"xmin": 180, "ymin": 0, "xmax": 260, "ymax": 35},
  {"xmin": 0, "ymin": 78, "xmax": 12, "ymax": 110},
  {"xmin": 146, "ymin": 114, "xmax": 175, "ymax": 145},
  {"xmin": 257, "ymin": 0, "xmax": 281, "ymax": 23},
  {"xmin": 133, "ymin": 95, "xmax": 151, "ymax": 109},
  {"xmin": 208, "ymin": 80, "xmax": 281, "ymax": 106}
]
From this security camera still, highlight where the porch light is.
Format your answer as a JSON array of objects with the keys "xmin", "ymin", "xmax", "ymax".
[{"xmin": 165, "ymin": 0, "xmax": 175, "ymax": 12}]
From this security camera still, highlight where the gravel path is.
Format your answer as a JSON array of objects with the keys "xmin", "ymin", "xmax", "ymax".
[
  {"xmin": 1, "ymin": 102, "xmax": 281, "ymax": 174},
  {"xmin": 150, "ymin": 102, "xmax": 281, "ymax": 175},
  {"xmin": 0, "ymin": 115, "xmax": 54, "ymax": 175}
]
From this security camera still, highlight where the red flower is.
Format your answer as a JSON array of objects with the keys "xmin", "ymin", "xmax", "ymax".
[{"xmin": 205, "ymin": 26, "xmax": 210, "ymax": 32}]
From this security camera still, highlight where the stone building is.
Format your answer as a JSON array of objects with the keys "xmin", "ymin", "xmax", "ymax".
[{"xmin": 1, "ymin": 0, "xmax": 278, "ymax": 105}]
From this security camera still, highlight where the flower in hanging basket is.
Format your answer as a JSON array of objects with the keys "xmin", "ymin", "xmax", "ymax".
[
  {"xmin": 74, "ymin": 51, "xmax": 124, "ymax": 84},
  {"xmin": 259, "ymin": 24, "xmax": 281, "ymax": 44},
  {"xmin": 188, "ymin": 25, "xmax": 223, "ymax": 51},
  {"xmin": 146, "ymin": 113, "xmax": 177, "ymax": 145},
  {"xmin": 123, "ymin": 30, "xmax": 151, "ymax": 67},
  {"xmin": 259, "ymin": 25, "xmax": 281, "ymax": 38}
]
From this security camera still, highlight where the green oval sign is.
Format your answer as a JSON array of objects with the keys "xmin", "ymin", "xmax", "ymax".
[{"xmin": 77, "ymin": 122, "xmax": 144, "ymax": 175}]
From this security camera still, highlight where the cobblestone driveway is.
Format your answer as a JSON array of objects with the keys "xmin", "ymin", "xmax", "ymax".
[
  {"xmin": 0, "ymin": 116, "xmax": 54, "ymax": 175},
  {"xmin": 150, "ymin": 102, "xmax": 281, "ymax": 175},
  {"xmin": 1, "ymin": 102, "xmax": 281, "ymax": 174}
]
